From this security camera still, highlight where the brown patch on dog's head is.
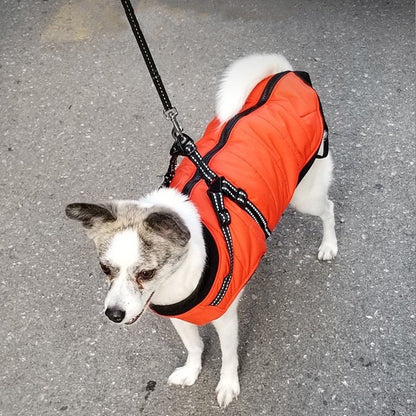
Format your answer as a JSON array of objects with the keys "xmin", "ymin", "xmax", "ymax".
[
  {"xmin": 142, "ymin": 211, "xmax": 190, "ymax": 248},
  {"xmin": 65, "ymin": 202, "xmax": 119, "ymax": 243},
  {"xmin": 65, "ymin": 202, "xmax": 117, "ymax": 228}
]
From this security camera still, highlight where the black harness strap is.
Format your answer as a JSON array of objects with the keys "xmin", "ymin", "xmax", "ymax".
[{"xmin": 207, "ymin": 182, "xmax": 234, "ymax": 306}]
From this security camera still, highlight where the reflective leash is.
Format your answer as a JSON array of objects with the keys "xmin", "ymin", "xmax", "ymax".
[
  {"xmin": 119, "ymin": 0, "xmax": 182, "ymax": 133},
  {"xmin": 119, "ymin": 0, "xmax": 189, "ymax": 159}
]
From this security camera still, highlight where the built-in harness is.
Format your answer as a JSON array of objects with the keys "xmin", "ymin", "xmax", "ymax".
[{"xmin": 118, "ymin": 0, "xmax": 329, "ymax": 324}]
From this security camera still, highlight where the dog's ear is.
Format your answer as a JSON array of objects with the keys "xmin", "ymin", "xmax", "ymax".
[
  {"xmin": 65, "ymin": 203, "xmax": 117, "ymax": 229},
  {"xmin": 143, "ymin": 210, "xmax": 190, "ymax": 247}
]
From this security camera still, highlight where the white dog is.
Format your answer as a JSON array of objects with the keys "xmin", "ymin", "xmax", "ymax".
[{"xmin": 66, "ymin": 54, "xmax": 338, "ymax": 408}]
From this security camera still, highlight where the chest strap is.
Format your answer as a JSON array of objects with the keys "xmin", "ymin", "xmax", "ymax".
[{"xmin": 163, "ymin": 134, "xmax": 271, "ymax": 237}]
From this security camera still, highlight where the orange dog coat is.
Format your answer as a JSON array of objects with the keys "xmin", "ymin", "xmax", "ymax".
[{"xmin": 149, "ymin": 71, "xmax": 327, "ymax": 325}]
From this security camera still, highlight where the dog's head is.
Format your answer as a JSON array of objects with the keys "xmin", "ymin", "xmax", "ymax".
[{"xmin": 65, "ymin": 201, "xmax": 190, "ymax": 325}]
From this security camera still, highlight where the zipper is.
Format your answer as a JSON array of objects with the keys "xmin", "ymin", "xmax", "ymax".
[{"xmin": 182, "ymin": 71, "xmax": 290, "ymax": 195}]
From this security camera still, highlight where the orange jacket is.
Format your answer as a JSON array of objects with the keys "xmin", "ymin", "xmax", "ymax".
[{"xmin": 149, "ymin": 71, "xmax": 326, "ymax": 325}]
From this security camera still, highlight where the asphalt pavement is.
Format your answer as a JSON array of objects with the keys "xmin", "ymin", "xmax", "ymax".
[{"xmin": 1, "ymin": 0, "xmax": 415, "ymax": 415}]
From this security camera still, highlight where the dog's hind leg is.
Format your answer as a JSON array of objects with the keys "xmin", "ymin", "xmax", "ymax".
[
  {"xmin": 211, "ymin": 291, "xmax": 243, "ymax": 408},
  {"xmin": 168, "ymin": 318, "xmax": 204, "ymax": 386},
  {"xmin": 290, "ymin": 154, "xmax": 338, "ymax": 260}
]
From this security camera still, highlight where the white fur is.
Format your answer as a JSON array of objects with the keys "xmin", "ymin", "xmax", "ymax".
[
  {"xmin": 290, "ymin": 154, "xmax": 338, "ymax": 260},
  {"xmin": 216, "ymin": 54, "xmax": 293, "ymax": 123},
  {"xmin": 212, "ymin": 291, "xmax": 242, "ymax": 407},
  {"xmin": 105, "ymin": 228, "xmax": 140, "ymax": 269},
  {"xmin": 167, "ymin": 291, "xmax": 243, "ymax": 408},
  {"xmin": 168, "ymin": 318, "xmax": 204, "ymax": 386}
]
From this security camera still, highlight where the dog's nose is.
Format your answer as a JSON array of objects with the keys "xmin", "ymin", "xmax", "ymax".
[{"xmin": 105, "ymin": 308, "xmax": 125, "ymax": 323}]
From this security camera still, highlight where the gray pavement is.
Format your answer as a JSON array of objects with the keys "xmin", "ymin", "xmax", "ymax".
[{"xmin": 1, "ymin": 0, "xmax": 415, "ymax": 415}]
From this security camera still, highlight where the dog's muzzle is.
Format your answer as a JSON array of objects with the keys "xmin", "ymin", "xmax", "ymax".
[{"xmin": 105, "ymin": 292, "xmax": 155, "ymax": 325}]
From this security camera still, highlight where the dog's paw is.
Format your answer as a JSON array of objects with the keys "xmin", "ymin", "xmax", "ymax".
[
  {"xmin": 318, "ymin": 241, "xmax": 338, "ymax": 261},
  {"xmin": 216, "ymin": 376, "xmax": 240, "ymax": 408},
  {"xmin": 168, "ymin": 365, "xmax": 201, "ymax": 387}
]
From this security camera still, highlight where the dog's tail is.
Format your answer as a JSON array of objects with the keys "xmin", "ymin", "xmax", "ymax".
[{"xmin": 216, "ymin": 54, "xmax": 293, "ymax": 123}]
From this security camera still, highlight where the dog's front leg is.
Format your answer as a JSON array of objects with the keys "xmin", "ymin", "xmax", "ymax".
[
  {"xmin": 211, "ymin": 291, "xmax": 243, "ymax": 408},
  {"xmin": 168, "ymin": 318, "xmax": 204, "ymax": 387}
]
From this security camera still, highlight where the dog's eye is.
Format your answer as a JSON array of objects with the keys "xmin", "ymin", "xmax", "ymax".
[
  {"xmin": 136, "ymin": 269, "xmax": 156, "ymax": 282},
  {"xmin": 99, "ymin": 262, "xmax": 112, "ymax": 276}
]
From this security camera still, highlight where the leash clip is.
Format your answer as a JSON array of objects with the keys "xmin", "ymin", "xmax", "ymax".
[{"xmin": 164, "ymin": 107, "xmax": 183, "ymax": 137}]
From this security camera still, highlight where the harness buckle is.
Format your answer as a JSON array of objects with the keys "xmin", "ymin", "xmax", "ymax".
[
  {"xmin": 171, "ymin": 131, "xmax": 196, "ymax": 156},
  {"xmin": 208, "ymin": 176, "xmax": 224, "ymax": 193}
]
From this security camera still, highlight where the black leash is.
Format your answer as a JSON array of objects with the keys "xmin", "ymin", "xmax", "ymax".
[
  {"xmin": 119, "ymin": 0, "xmax": 183, "ymax": 138},
  {"xmin": 118, "ymin": 0, "xmax": 202, "ymax": 187}
]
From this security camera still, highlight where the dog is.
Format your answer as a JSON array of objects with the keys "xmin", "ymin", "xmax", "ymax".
[{"xmin": 65, "ymin": 54, "xmax": 338, "ymax": 408}]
